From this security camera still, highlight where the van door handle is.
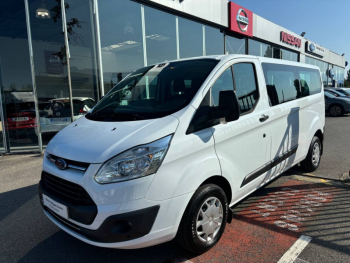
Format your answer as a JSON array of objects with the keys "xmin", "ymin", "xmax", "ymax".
[{"xmin": 259, "ymin": 114, "xmax": 269, "ymax": 122}]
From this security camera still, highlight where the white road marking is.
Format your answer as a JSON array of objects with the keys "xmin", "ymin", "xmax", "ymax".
[
  {"xmin": 292, "ymin": 204, "xmax": 314, "ymax": 212},
  {"xmin": 274, "ymin": 221, "xmax": 299, "ymax": 231},
  {"xmin": 250, "ymin": 209, "xmax": 270, "ymax": 217},
  {"xmin": 277, "ymin": 235, "xmax": 312, "ymax": 263},
  {"xmin": 257, "ymin": 203, "xmax": 277, "ymax": 211},
  {"xmin": 305, "ymin": 194, "xmax": 327, "ymax": 201},
  {"xmin": 282, "ymin": 187, "xmax": 299, "ymax": 193},
  {"xmin": 264, "ymin": 198, "xmax": 284, "ymax": 205},
  {"xmin": 175, "ymin": 259, "xmax": 193, "ymax": 263}
]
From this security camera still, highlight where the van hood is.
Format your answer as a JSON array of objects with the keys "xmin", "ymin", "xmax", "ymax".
[{"xmin": 46, "ymin": 115, "xmax": 179, "ymax": 163}]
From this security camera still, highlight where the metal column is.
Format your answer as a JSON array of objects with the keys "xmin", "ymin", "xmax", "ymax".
[{"xmin": 24, "ymin": 0, "xmax": 43, "ymax": 153}]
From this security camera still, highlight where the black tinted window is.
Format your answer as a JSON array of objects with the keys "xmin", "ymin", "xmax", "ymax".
[
  {"xmin": 211, "ymin": 67, "xmax": 234, "ymax": 106},
  {"xmin": 262, "ymin": 64, "xmax": 300, "ymax": 106},
  {"xmin": 233, "ymin": 63, "xmax": 259, "ymax": 114},
  {"xmin": 87, "ymin": 59, "xmax": 219, "ymax": 121}
]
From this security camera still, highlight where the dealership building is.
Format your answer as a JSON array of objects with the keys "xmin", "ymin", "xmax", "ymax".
[{"xmin": 0, "ymin": 0, "xmax": 346, "ymax": 153}]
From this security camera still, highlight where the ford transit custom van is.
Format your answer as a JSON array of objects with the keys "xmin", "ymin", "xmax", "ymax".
[{"xmin": 39, "ymin": 55, "xmax": 325, "ymax": 253}]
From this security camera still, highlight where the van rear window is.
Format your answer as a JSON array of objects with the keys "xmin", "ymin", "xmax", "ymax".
[{"xmin": 262, "ymin": 63, "xmax": 322, "ymax": 106}]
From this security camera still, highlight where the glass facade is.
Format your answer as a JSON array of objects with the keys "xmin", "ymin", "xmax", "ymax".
[
  {"xmin": 305, "ymin": 56, "xmax": 344, "ymax": 87},
  {"xmin": 0, "ymin": 0, "xmax": 38, "ymax": 152},
  {"xmin": 0, "ymin": 0, "xmax": 226, "ymax": 153},
  {"xmin": 225, "ymin": 35, "xmax": 246, "ymax": 54},
  {"xmin": 249, "ymin": 39, "xmax": 298, "ymax": 62},
  {"xmin": 0, "ymin": 0, "xmax": 344, "ymax": 153},
  {"xmin": 333, "ymin": 65, "xmax": 345, "ymax": 87}
]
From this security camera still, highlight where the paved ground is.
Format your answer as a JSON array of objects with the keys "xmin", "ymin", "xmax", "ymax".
[
  {"xmin": 1, "ymin": 153, "xmax": 350, "ymax": 263},
  {"xmin": 291, "ymin": 114, "xmax": 350, "ymax": 180}
]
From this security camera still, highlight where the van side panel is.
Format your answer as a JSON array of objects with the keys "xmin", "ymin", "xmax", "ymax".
[{"xmin": 146, "ymin": 106, "xmax": 222, "ymax": 201}]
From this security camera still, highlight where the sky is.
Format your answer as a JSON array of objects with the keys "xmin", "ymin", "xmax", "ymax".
[{"xmin": 232, "ymin": 0, "xmax": 350, "ymax": 74}]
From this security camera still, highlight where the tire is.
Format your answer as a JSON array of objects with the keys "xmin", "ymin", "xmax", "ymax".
[
  {"xmin": 176, "ymin": 184, "xmax": 228, "ymax": 254},
  {"xmin": 300, "ymin": 136, "xmax": 322, "ymax": 172},
  {"xmin": 329, "ymin": 104, "xmax": 344, "ymax": 117}
]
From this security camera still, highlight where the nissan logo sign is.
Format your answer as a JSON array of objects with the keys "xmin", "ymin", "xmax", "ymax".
[
  {"xmin": 236, "ymin": 8, "xmax": 249, "ymax": 32},
  {"xmin": 55, "ymin": 158, "xmax": 68, "ymax": 170}
]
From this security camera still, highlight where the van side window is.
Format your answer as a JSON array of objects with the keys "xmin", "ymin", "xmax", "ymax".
[
  {"xmin": 211, "ymin": 67, "xmax": 234, "ymax": 106},
  {"xmin": 262, "ymin": 63, "xmax": 300, "ymax": 106},
  {"xmin": 232, "ymin": 63, "xmax": 259, "ymax": 114},
  {"xmin": 299, "ymin": 69, "xmax": 322, "ymax": 95}
]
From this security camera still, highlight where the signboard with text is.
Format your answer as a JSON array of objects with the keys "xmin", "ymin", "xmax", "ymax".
[
  {"xmin": 305, "ymin": 41, "xmax": 325, "ymax": 57},
  {"xmin": 280, "ymin": 31, "xmax": 301, "ymax": 48}
]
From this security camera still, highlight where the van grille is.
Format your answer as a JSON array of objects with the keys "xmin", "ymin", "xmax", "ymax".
[{"xmin": 42, "ymin": 171, "xmax": 94, "ymax": 206}]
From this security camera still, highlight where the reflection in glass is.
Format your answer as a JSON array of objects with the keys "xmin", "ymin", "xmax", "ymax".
[
  {"xmin": 66, "ymin": 0, "xmax": 100, "ymax": 102},
  {"xmin": 225, "ymin": 35, "xmax": 246, "ymax": 54},
  {"xmin": 205, "ymin": 26, "xmax": 224, "ymax": 56},
  {"xmin": 0, "ymin": 0, "xmax": 39, "ymax": 151},
  {"xmin": 249, "ymin": 39, "xmax": 271, "ymax": 57},
  {"xmin": 28, "ymin": 0, "xmax": 72, "ymax": 146},
  {"xmin": 145, "ymin": 6, "xmax": 177, "ymax": 65},
  {"xmin": 305, "ymin": 56, "xmax": 329, "ymax": 87},
  {"xmin": 233, "ymin": 63, "xmax": 259, "ymax": 114},
  {"xmin": 99, "ymin": 0, "xmax": 144, "ymax": 94},
  {"xmin": 273, "ymin": 47, "xmax": 281, "ymax": 59},
  {"xmin": 178, "ymin": 17, "xmax": 203, "ymax": 58}
]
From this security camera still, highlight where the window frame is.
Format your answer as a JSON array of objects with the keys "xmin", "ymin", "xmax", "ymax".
[
  {"xmin": 231, "ymin": 62, "xmax": 260, "ymax": 116},
  {"xmin": 205, "ymin": 60, "xmax": 260, "ymax": 116},
  {"xmin": 262, "ymin": 63, "xmax": 322, "ymax": 108}
]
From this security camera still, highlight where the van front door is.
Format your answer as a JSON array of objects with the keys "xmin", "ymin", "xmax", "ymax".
[{"xmin": 210, "ymin": 59, "xmax": 272, "ymax": 203}]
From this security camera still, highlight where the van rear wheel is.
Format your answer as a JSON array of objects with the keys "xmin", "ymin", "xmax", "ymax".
[
  {"xmin": 175, "ymin": 184, "xmax": 228, "ymax": 254},
  {"xmin": 300, "ymin": 136, "xmax": 322, "ymax": 172}
]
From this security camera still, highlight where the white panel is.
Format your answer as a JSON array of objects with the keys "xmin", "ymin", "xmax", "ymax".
[
  {"xmin": 146, "ymin": 0, "xmax": 228, "ymax": 27},
  {"xmin": 253, "ymin": 14, "xmax": 345, "ymax": 68}
]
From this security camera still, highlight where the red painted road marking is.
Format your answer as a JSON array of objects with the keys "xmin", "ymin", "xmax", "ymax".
[{"xmin": 188, "ymin": 180, "xmax": 337, "ymax": 263}]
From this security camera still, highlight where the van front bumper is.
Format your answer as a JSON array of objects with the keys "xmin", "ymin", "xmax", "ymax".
[
  {"xmin": 39, "ymin": 179, "xmax": 194, "ymax": 248},
  {"xmin": 43, "ymin": 203, "xmax": 160, "ymax": 243}
]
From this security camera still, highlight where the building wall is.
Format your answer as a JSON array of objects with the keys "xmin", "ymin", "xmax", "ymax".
[
  {"xmin": 146, "ymin": 0, "xmax": 228, "ymax": 27},
  {"xmin": 147, "ymin": 0, "xmax": 345, "ymax": 68}
]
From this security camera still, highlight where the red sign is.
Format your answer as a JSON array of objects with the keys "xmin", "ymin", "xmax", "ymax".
[
  {"xmin": 229, "ymin": 2, "xmax": 253, "ymax": 37},
  {"xmin": 280, "ymin": 31, "xmax": 301, "ymax": 48}
]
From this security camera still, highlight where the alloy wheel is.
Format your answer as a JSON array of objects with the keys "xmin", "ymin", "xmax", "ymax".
[{"xmin": 330, "ymin": 106, "xmax": 341, "ymax": 116}]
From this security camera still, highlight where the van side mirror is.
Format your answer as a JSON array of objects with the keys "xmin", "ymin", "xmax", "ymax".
[{"xmin": 210, "ymin": 90, "xmax": 240, "ymax": 122}]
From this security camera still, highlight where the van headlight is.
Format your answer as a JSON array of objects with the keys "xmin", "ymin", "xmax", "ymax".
[{"xmin": 94, "ymin": 135, "xmax": 173, "ymax": 184}]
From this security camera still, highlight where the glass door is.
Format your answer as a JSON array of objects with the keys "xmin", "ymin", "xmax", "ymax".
[
  {"xmin": 64, "ymin": 0, "xmax": 101, "ymax": 115},
  {"xmin": 26, "ymin": 0, "xmax": 73, "ymax": 147}
]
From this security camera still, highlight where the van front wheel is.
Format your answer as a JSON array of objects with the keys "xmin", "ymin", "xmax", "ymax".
[
  {"xmin": 175, "ymin": 184, "xmax": 228, "ymax": 254},
  {"xmin": 300, "ymin": 136, "xmax": 322, "ymax": 172}
]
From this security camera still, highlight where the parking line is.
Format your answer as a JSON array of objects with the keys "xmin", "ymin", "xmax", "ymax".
[{"xmin": 277, "ymin": 235, "xmax": 312, "ymax": 263}]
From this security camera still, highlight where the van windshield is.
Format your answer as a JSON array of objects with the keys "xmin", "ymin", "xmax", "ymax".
[{"xmin": 86, "ymin": 59, "xmax": 218, "ymax": 121}]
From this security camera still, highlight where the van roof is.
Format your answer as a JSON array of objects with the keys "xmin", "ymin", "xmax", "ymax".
[{"xmin": 151, "ymin": 54, "xmax": 320, "ymax": 71}]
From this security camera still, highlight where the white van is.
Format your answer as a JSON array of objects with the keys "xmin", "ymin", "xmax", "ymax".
[{"xmin": 39, "ymin": 55, "xmax": 325, "ymax": 253}]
